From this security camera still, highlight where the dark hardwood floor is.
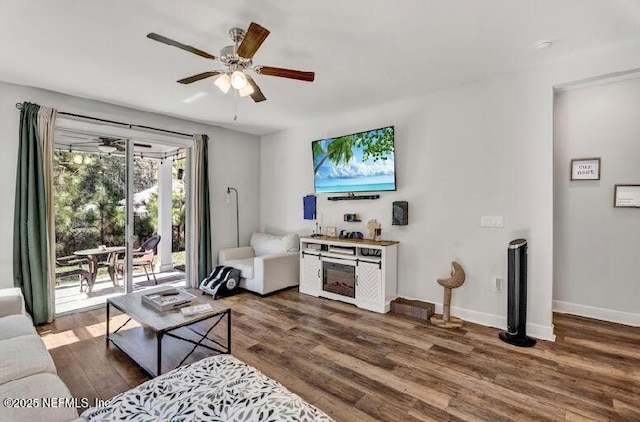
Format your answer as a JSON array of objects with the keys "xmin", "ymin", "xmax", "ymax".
[{"xmin": 37, "ymin": 289, "xmax": 640, "ymax": 421}]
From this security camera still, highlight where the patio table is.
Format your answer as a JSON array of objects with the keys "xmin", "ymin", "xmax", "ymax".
[{"xmin": 74, "ymin": 246, "xmax": 125, "ymax": 287}]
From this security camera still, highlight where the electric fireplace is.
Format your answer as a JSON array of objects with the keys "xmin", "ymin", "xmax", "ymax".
[{"xmin": 322, "ymin": 260, "xmax": 355, "ymax": 298}]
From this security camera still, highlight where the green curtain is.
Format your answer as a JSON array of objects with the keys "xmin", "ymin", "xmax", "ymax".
[
  {"xmin": 13, "ymin": 102, "xmax": 50, "ymax": 324},
  {"xmin": 196, "ymin": 134, "xmax": 212, "ymax": 282}
]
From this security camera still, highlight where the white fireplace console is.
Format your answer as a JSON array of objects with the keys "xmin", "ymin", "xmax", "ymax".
[{"xmin": 299, "ymin": 236, "xmax": 398, "ymax": 313}]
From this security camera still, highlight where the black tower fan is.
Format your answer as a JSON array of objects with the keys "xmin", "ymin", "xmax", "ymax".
[{"xmin": 499, "ymin": 239, "xmax": 536, "ymax": 347}]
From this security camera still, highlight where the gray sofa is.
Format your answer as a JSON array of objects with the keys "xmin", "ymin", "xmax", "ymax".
[{"xmin": 0, "ymin": 288, "xmax": 82, "ymax": 422}]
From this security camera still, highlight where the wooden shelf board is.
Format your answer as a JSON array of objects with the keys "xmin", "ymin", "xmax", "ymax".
[
  {"xmin": 302, "ymin": 236, "xmax": 398, "ymax": 246},
  {"xmin": 108, "ymin": 325, "xmax": 227, "ymax": 377}
]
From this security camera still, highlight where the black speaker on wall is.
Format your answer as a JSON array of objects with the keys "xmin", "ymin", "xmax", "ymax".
[
  {"xmin": 392, "ymin": 201, "xmax": 408, "ymax": 225},
  {"xmin": 499, "ymin": 239, "xmax": 536, "ymax": 347}
]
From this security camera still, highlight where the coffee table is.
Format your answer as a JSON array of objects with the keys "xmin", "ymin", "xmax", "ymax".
[{"xmin": 106, "ymin": 286, "xmax": 231, "ymax": 377}]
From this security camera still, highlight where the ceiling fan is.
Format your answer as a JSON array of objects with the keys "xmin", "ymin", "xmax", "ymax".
[
  {"xmin": 94, "ymin": 137, "xmax": 125, "ymax": 153},
  {"xmin": 62, "ymin": 136, "xmax": 152, "ymax": 154},
  {"xmin": 147, "ymin": 22, "xmax": 315, "ymax": 102}
]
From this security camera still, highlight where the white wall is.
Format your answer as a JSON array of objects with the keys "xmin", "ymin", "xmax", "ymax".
[
  {"xmin": 209, "ymin": 126, "xmax": 261, "ymax": 251},
  {"xmin": 553, "ymin": 76, "xmax": 640, "ymax": 326},
  {"xmin": 260, "ymin": 40, "xmax": 640, "ymax": 340},
  {"xmin": 0, "ymin": 81, "xmax": 260, "ymax": 289}
]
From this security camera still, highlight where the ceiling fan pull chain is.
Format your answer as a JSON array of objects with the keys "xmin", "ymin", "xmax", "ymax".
[{"xmin": 233, "ymin": 90, "xmax": 239, "ymax": 121}]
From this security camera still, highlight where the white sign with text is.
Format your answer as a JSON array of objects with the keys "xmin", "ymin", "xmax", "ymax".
[
  {"xmin": 614, "ymin": 185, "xmax": 640, "ymax": 208},
  {"xmin": 571, "ymin": 158, "xmax": 600, "ymax": 180}
]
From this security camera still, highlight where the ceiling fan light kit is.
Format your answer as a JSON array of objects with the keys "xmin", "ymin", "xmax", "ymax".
[
  {"xmin": 147, "ymin": 21, "xmax": 315, "ymax": 104},
  {"xmin": 97, "ymin": 144, "xmax": 117, "ymax": 154},
  {"xmin": 230, "ymin": 70, "xmax": 248, "ymax": 89},
  {"xmin": 214, "ymin": 74, "xmax": 231, "ymax": 93},
  {"xmin": 239, "ymin": 83, "xmax": 255, "ymax": 97}
]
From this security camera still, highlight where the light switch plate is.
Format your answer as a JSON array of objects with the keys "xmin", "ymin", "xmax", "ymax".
[{"xmin": 481, "ymin": 216, "xmax": 504, "ymax": 228}]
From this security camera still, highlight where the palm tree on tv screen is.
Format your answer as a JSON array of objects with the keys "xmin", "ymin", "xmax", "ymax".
[{"xmin": 313, "ymin": 127, "xmax": 394, "ymax": 174}]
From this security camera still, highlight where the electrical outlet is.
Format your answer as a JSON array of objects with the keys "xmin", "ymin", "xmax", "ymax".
[{"xmin": 494, "ymin": 277, "xmax": 502, "ymax": 292}]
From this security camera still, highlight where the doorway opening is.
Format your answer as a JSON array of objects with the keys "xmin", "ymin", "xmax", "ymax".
[
  {"xmin": 553, "ymin": 72, "xmax": 640, "ymax": 327},
  {"xmin": 52, "ymin": 127, "xmax": 191, "ymax": 315}
]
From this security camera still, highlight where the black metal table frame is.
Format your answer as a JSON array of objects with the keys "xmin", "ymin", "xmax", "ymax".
[{"xmin": 106, "ymin": 300, "xmax": 231, "ymax": 376}]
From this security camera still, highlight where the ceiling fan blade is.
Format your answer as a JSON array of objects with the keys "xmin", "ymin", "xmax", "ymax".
[
  {"xmin": 102, "ymin": 142, "xmax": 151, "ymax": 152},
  {"xmin": 177, "ymin": 71, "xmax": 221, "ymax": 84},
  {"xmin": 257, "ymin": 66, "xmax": 315, "ymax": 82},
  {"xmin": 237, "ymin": 22, "xmax": 270, "ymax": 59},
  {"xmin": 99, "ymin": 136, "xmax": 122, "ymax": 143},
  {"xmin": 246, "ymin": 76, "xmax": 266, "ymax": 102},
  {"xmin": 69, "ymin": 139, "xmax": 100, "ymax": 144},
  {"xmin": 147, "ymin": 33, "xmax": 216, "ymax": 60}
]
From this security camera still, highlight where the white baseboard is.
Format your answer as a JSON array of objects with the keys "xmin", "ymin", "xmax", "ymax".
[
  {"xmin": 553, "ymin": 300, "xmax": 640, "ymax": 327},
  {"xmin": 427, "ymin": 302, "xmax": 556, "ymax": 342},
  {"xmin": 526, "ymin": 322, "xmax": 556, "ymax": 342}
]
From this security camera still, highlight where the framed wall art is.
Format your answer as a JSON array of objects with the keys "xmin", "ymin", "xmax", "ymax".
[
  {"xmin": 570, "ymin": 157, "xmax": 600, "ymax": 180},
  {"xmin": 614, "ymin": 184, "xmax": 640, "ymax": 208}
]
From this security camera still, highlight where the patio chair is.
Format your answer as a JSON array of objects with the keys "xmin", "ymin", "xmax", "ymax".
[
  {"xmin": 117, "ymin": 235, "xmax": 161, "ymax": 284},
  {"xmin": 55, "ymin": 255, "xmax": 94, "ymax": 293}
]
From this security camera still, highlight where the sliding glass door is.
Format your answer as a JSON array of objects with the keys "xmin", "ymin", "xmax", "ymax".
[
  {"xmin": 52, "ymin": 141, "xmax": 127, "ymax": 313},
  {"xmin": 52, "ymin": 124, "xmax": 192, "ymax": 315},
  {"xmin": 128, "ymin": 144, "xmax": 189, "ymax": 293}
]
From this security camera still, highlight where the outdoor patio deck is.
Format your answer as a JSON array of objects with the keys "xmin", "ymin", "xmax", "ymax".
[{"xmin": 55, "ymin": 269, "xmax": 187, "ymax": 315}]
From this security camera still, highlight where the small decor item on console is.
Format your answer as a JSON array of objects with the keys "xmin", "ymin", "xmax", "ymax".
[
  {"xmin": 200, "ymin": 266, "xmax": 241, "ymax": 299},
  {"xmin": 328, "ymin": 245, "xmax": 356, "ymax": 255},
  {"xmin": 360, "ymin": 248, "xmax": 382, "ymax": 257},
  {"xmin": 343, "ymin": 213, "xmax": 361, "ymax": 222},
  {"xmin": 338, "ymin": 230, "xmax": 363, "ymax": 239},
  {"xmin": 366, "ymin": 219, "xmax": 381, "ymax": 240},
  {"xmin": 430, "ymin": 261, "xmax": 466, "ymax": 328}
]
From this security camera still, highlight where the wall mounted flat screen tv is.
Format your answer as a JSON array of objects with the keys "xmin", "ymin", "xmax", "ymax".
[{"xmin": 312, "ymin": 125, "xmax": 396, "ymax": 193}]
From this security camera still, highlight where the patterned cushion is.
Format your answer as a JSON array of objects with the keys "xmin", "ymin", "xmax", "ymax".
[{"xmin": 82, "ymin": 354, "xmax": 333, "ymax": 421}]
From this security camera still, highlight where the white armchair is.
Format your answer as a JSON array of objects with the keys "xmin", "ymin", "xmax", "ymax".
[{"xmin": 218, "ymin": 232, "xmax": 300, "ymax": 295}]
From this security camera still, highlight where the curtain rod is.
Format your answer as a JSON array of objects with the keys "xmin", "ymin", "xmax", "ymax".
[{"xmin": 15, "ymin": 102, "xmax": 193, "ymax": 138}]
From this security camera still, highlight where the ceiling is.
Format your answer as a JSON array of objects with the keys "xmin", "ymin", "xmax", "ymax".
[{"xmin": 1, "ymin": 1, "xmax": 639, "ymax": 136}]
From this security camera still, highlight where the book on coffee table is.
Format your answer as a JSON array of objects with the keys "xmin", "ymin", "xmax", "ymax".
[
  {"xmin": 141, "ymin": 289, "xmax": 197, "ymax": 312},
  {"xmin": 180, "ymin": 303, "xmax": 214, "ymax": 316}
]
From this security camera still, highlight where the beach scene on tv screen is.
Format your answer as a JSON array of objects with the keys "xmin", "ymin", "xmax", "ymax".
[{"xmin": 313, "ymin": 126, "xmax": 395, "ymax": 193}]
